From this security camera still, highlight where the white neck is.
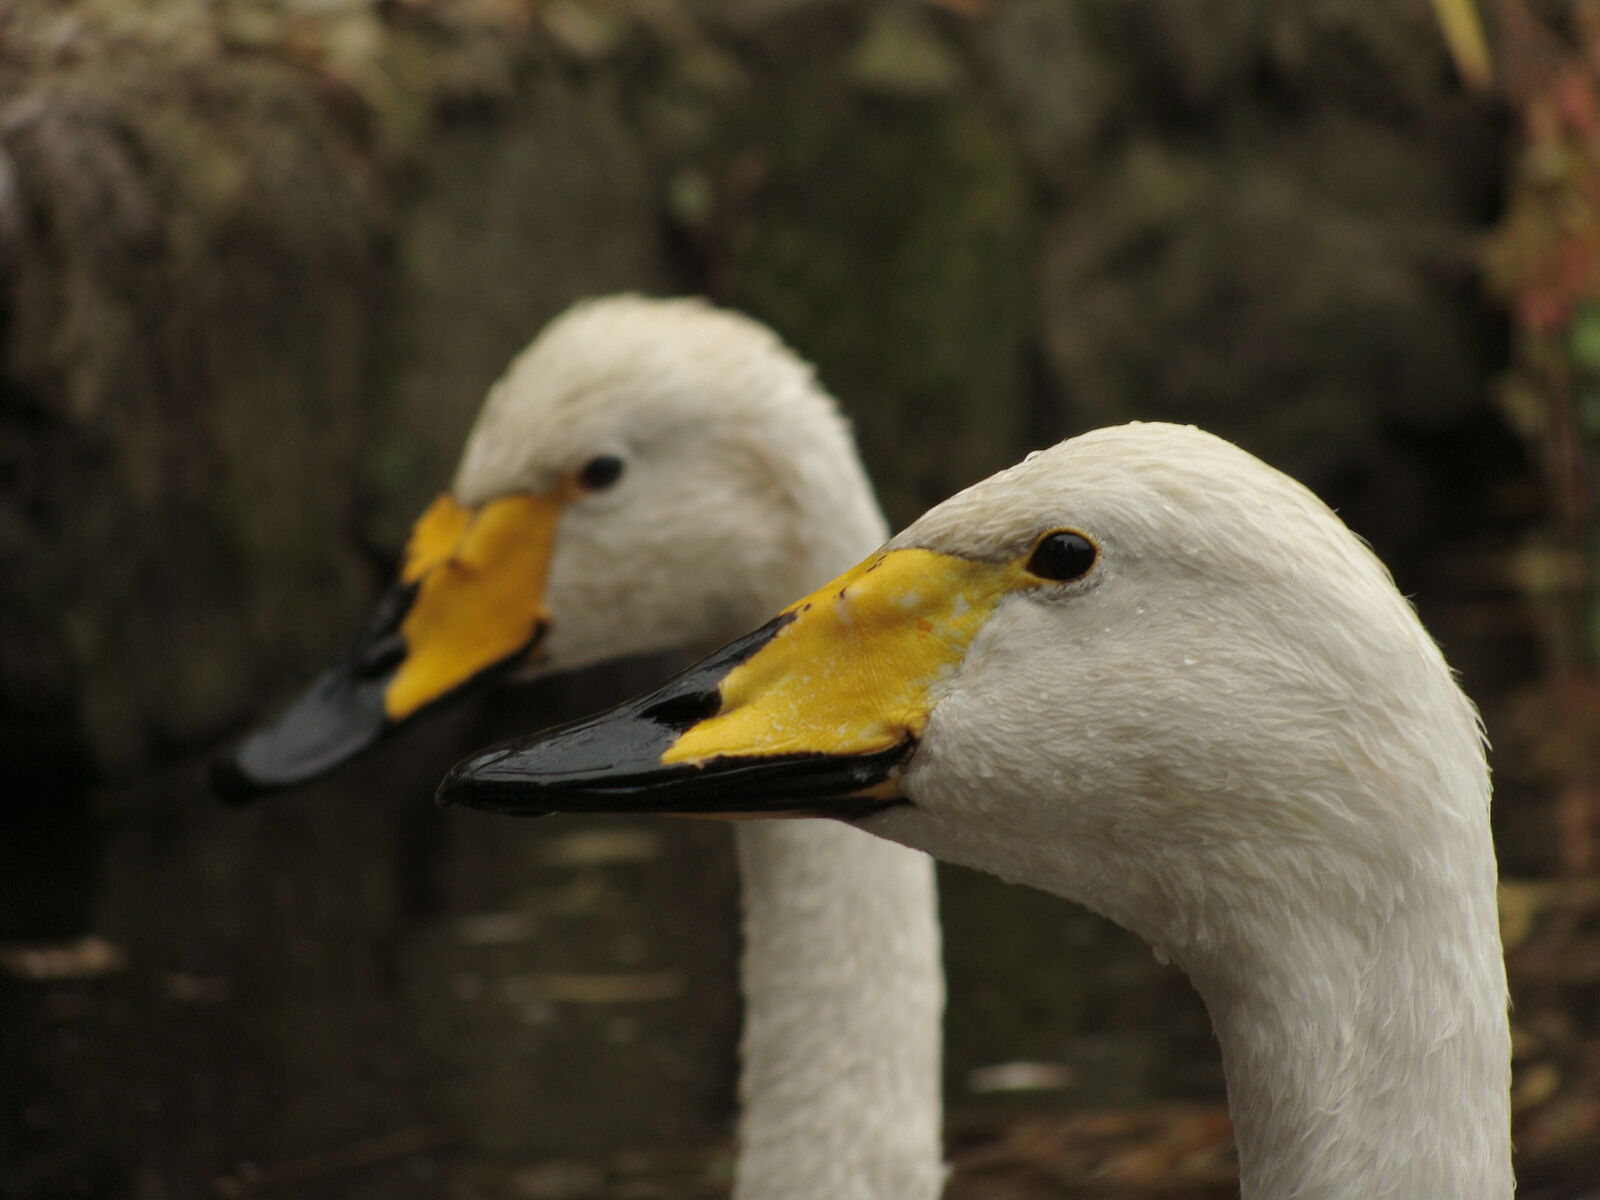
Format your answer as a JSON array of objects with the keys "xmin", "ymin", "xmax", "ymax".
[
  {"xmin": 1188, "ymin": 824, "xmax": 1511, "ymax": 1199},
  {"xmin": 878, "ymin": 759, "xmax": 1510, "ymax": 1200},
  {"xmin": 733, "ymin": 823, "xmax": 945, "ymax": 1200},
  {"xmin": 730, "ymin": 426, "xmax": 947, "ymax": 1200}
]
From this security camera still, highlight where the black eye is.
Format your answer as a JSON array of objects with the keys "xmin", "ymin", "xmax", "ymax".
[
  {"xmin": 578, "ymin": 454, "xmax": 625, "ymax": 491},
  {"xmin": 1026, "ymin": 530, "xmax": 1097, "ymax": 582}
]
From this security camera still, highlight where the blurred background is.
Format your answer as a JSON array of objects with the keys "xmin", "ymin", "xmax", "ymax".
[{"xmin": 3, "ymin": 0, "xmax": 1599, "ymax": 1196}]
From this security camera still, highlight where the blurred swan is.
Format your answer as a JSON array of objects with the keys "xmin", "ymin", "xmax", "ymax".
[
  {"xmin": 446, "ymin": 421, "xmax": 1513, "ymax": 1200},
  {"xmin": 215, "ymin": 296, "xmax": 944, "ymax": 1200}
]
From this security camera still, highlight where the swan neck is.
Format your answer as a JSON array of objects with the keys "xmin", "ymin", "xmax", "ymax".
[
  {"xmin": 731, "ymin": 822, "xmax": 945, "ymax": 1200},
  {"xmin": 1194, "ymin": 861, "xmax": 1512, "ymax": 1200}
]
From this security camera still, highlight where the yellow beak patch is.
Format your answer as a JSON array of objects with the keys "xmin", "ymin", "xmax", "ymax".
[
  {"xmin": 385, "ymin": 491, "xmax": 564, "ymax": 720},
  {"xmin": 663, "ymin": 548, "xmax": 1026, "ymax": 767}
]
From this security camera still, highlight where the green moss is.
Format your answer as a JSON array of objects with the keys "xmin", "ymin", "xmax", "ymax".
[
  {"xmin": 719, "ymin": 83, "xmax": 1031, "ymax": 523},
  {"xmin": 848, "ymin": 3, "xmax": 966, "ymax": 98}
]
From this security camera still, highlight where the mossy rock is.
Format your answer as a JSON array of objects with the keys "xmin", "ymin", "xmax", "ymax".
[
  {"xmin": 1038, "ymin": 123, "xmax": 1484, "ymax": 487},
  {"xmin": 713, "ymin": 80, "xmax": 1032, "ymax": 523}
]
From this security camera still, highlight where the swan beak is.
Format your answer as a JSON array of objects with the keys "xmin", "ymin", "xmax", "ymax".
[
  {"xmin": 212, "ymin": 491, "xmax": 562, "ymax": 800},
  {"xmin": 438, "ymin": 547, "xmax": 1015, "ymax": 819}
]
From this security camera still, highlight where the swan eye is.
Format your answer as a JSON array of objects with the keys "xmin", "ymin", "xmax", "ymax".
[
  {"xmin": 1026, "ymin": 530, "xmax": 1097, "ymax": 582},
  {"xmin": 578, "ymin": 454, "xmax": 626, "ymax": 492}
]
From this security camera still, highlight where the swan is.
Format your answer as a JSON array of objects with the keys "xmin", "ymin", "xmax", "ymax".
[
  {"xmin": 442, "ymin": 421, "xmax": 1515, "ymax": 1200},
  {"xmin": 213, "ymin": 295, "xmax": 945, "ymax": 1200}
]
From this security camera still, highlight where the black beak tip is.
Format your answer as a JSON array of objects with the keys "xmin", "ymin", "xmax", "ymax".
[
  {"xmin": 436, "ymin": 745, "xmax": 554, "ymax": 816},
  {"xmin": 435, "ymin": 759, "xmax": 471, "ymax": 808}
]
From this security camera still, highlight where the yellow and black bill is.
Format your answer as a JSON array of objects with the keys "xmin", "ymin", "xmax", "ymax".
[
  {"xmin": 435, "ymin": 613, "xmax": 914, "ymax": 820},
  {"xmin": 437, "ymin": 546, "xmax": 1028, "ymax": 821},
  {"xmin": 211, "ymin": 491, "xmax": 562, "ymax": 801}
]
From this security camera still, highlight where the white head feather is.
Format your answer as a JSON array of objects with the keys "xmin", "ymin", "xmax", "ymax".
[{"xmin": 453, "ymin": 295, "xmax": 887, "ymax": 671}]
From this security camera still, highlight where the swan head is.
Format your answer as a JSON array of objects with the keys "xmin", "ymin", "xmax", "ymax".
[
  {"xmin": 213, "ymin": 295, "xmax": 883, "ymax": 798},
  {"xmin": 442, "ymin": 421, "xmax": 1492, "ymax": 966}
]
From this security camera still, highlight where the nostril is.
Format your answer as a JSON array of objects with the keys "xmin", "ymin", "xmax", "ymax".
[
  {"xmin": 355, "ymin": 633, "xmax": 406, "ymax": 680},
  {"xmin": 364, "ymin": 582, "xmax": 418, "ymax": 640},
  {"xmin": 344, "ymin": 582, "xmax": 420, "ymax": 681},
  {"xmin": 641, "ymin": 689, "xmax": 721, "ymax": 729}
]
